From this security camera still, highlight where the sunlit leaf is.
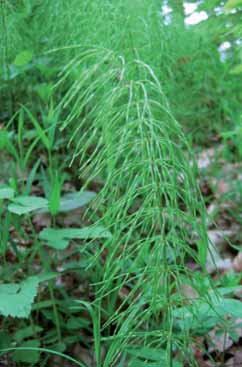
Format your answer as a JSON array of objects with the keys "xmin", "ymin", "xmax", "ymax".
[
  {"xmin": 0, "ymin": 187, "xmax": 15, "ymax": 200},
  {"xmin": 230, "ymin": 63, "xmax": 242, "ymax": 74},
  {"xmin": 0, "ymin": 277, "xmax": 39, "ymax": 318},
  {"xmin": 8, "ymin": 196, "xmax": 48, "ymax": 215},
  {"xmin": 39, "ymin": 225, "xmax": 112, "ymax": 250},
  {"xmin": 224, "ymin": 0, "xmax": 242, "ymax": 12},
  {"xmin": 13, "ymin": 50, "xmax": 33, "ymax": 67}
]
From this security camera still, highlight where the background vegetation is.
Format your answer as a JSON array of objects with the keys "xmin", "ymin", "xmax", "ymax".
[{"xmin": 0, "ymin": 0, "xmax": 241, "ymax": 366}]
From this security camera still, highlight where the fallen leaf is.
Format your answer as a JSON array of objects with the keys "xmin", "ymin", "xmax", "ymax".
[
  {"xmin": 216, "ymin": 180, "xmax": 230, "ymax": 198},
  {"xmin": 233, "ymin": 252, "xmax": 242, "ymax": 272},
  {"xmin": 225, "ymin": 351, "xmax": 242, "ymax": 367},
  {"xmin": 196, "ymin": 145, "xmax": 223, "ymax": 170},
  {"xmin": 208, "ymin": 328, "xmax": 233, "ymax": 353}
]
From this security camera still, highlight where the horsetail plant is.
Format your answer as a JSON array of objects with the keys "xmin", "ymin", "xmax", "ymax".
[{"xmin": 57, "ymin": 48, "xmax": 211, "ymax": 366}]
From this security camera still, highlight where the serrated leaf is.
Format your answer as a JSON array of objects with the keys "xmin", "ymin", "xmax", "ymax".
[
  {"xmin": 39, "ymin": 225, "xmax": 112, "ymax": 250},
  {"xmin": 0, "ymin": 187, "xmax": 15, "ymax": 200},
  {"xmin": 8, "ymin": 196, "xmax": 48, "ymax": 215},
  {"xmin": 13, "ymin": 340, "xmax": 40, "ymax": 364},
  {"xmin": 14, "ymin": 50, "xmax": 33, "ymax": 67},
  {"xmin": 0, "ymin": 276, "xmax": 39, "ymax": 318}
]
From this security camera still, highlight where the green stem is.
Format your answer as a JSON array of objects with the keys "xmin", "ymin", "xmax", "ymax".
[
  {"xmin": 48, "ymin": 280, "xmax": 62, "ymax": 343},
  {"xmin": 0, "ymin": 0, "xmax": 13, "ymax": 115}
]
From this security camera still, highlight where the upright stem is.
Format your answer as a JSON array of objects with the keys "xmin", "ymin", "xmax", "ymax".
[{"xmin": 0, "ymin": 0, "xmax": 13, "ymax": 115}]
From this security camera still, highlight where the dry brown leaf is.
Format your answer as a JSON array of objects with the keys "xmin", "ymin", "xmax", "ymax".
[
  {"xmin": 182, "ymin": 284, "xmax": 198, "ymax": 300},
  {"xmin": 33, "ymin": 212, "xmax": 51, "ymax": 229},
  {"xmin": 225, "ymin": 351, "xmax": 242, "ymax": 367},
  {"xmin": 73, "ymin": 345, "xmax": 93, "ymax": 366},
  {"xmin": 233, "ymin": 252, "xmax": 242, "ymax": 272},
  {"xmin": 196, "ymin": 145, "xmax": 223, "ymax": 170},
  {"xmin": 234, "ymin": 318, "xmax": 242, "ymax": 338},
  {"xmin": 216, "ymin": 180, "xmax": 230, "ymax": 198},
  {"xmin": 208, "ymin": 328, "xmax": 233, "ymax": 353}
]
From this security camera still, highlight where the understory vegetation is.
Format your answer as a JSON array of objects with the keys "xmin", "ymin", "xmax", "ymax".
[{"xmin": 0, "ymin": 0, "xmax": 242, "ymax": 366}]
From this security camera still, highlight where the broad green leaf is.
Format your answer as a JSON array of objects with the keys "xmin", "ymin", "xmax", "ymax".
[
  {"xmin": 230, "ymin": 64, "xmax": 242, "ymax": 74},
  {"xmin": 40, "ymin": 226, "xmax": 112, "ymax": 240},
  {"xmin": 58, "ymin": 227, "xmax": 112, "ymax": 239},
  {"xmin": 0, "ymin": 276, "xmax": 39, "ymax": 318},
  {"xmin": 43, "ymin": 238, "xmax": 69, "ymax": 250},
  {"xmin": 35, "ymin": 83, "xmax": 53, "ymax": 102},
  {"xmin": 39, "ymin": 190, "xmax": 96, "ymax": 213},
  {"xmin": 8, "ymin": 196, "xmax": 48, "ymax": 215},
  {"xmin": 14, "ymin": 325, "xmax": 43, "ymax": 342},
  {"xmin": 129, "ymin": 362, "xmax": 182, "ymax": 367},
  {"xmin": 0, "ymin": 331, "xmax": 11, "ymax": 349},
  {"xmin": 13, "ymin": 340, "xmax": 40, "ymax": 364},
  {"xmin": 129, "ymin": 362, "xmax": 163, "ymax": 367},
  {"xmin": 0, "ymin": 187, "xmax": 15, "ymax": 200},
  {"xmin": 50, "ymin": 342, "xmax": 66, "ymax": 353},
  {"xmin": 174, "ymin": 295, "xmax": 242, "ymax": 334},
  {"xmin": 13, "ymin": 50, "xmax": 33, "ymax": 67},
  {"xmin": 217, "ymin": 298, "xmax": 242, "ymax": 318},
  {"xmin": 128, "ymin": 346, "xmax": 166, "ymax": 361},
  {"xmin": 4, "ymin": 63, "xmax": 34, "ymax": 80},
  {"xmin": 66, "ymin": 317, "xmax": 90, "ymax": 330},
  {"xmin": 36, "ymin": 272, "xmax": 58, "ymax": 282},
  {"xmin": 58, "ymin": 191, "xmax": 96, "ymax": 212},
  {"xmin": 224, "ymin": 0, "xmax": 242, "ymax": 11},
  {"xmin": 129, "ymin": 356, "xmax": 182, "ymax": 367},
  {"xmin": 39, "ymin": 226, "xmax": 112, "ymax": 250}
]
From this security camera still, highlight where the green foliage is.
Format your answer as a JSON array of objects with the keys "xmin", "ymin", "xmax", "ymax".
[
  {"xmin": 0, "ymin": 276, "xmax": 39, "ymax": 318},
  {"xmin": 0, "ymin": 186, "xmax": 15, "ymax": 199},
  {"xmin": 8, "ymin": 196, "xmax": 48, "ymax": 215},
  {"xmin": 12, "ymin": 340, "xmax": 40, "ymax": 364},
  {"xmin": 13, "ymin": 50, "xmax": 33, "ymax": 67},
  {"xmin": 0, "ymin": 0, "xmax": 241, "ymax": 366},
  {"xmin": 224, "ymin": 0, "xmax": 242, "ymax": 12},
  {"xmin": 231, "ymin": 63, "xmax": 242, "ymax": 74},
  {"xmin": 56, "ymin": 191, "xmax": 96, "ymax": 212},
  {"xmin": 39, "ymin": 226, "xmax": 112, "ymax": 249}
]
